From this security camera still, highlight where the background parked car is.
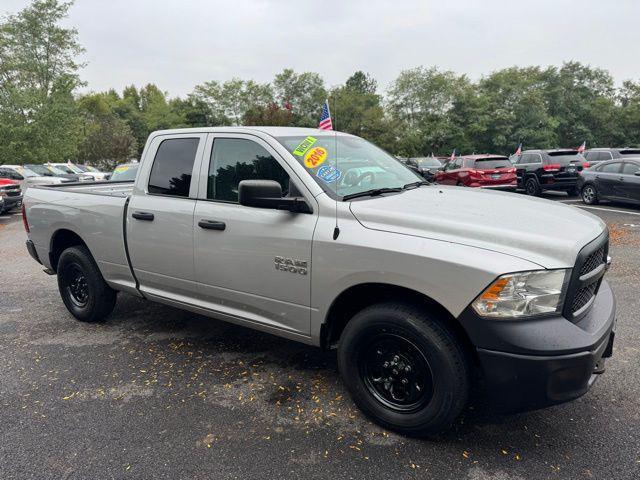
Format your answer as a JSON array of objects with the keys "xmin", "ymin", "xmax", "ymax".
[
  {"xmin": 26, "ymin": 164, "xmax": 81, "ymax": 182},
  {"xmin": 406, "ymin": 157, "xmax": 443, "ymax": 181},
  {"xmin": 0, "ymin": 165, "xmax": 65, "ymax": 189},
  {"xmin": 584, "ymin": 148, "xmax": 640, "ymax": 167},
  {"xmin": 46, "ymin": 163, "xmax": 94, "ymax": 181},
  {"xmin": 74, "ymin": 164, "xmax": 108, "ymax": 180},
  {"xmin": 435, "ymin": 154, "xmax": 516, "ymax": 189},
  {"xmin": 578, "ymin": 158, "xmax": 640, "ymax": 206},
  {"xmin": 0, "ymin": 178, "xmax": 22, "ymax": 213},
  {"xmin": 108, "ymin": 162, "xmax": 139, "ymax": 181},
  {"xmin": 511, "ymin": 149, "xmax": 586, "ymax": 196}
]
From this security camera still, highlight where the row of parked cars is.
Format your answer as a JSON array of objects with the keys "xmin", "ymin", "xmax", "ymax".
[{"xmin": 400, "ymin": 147, "xmax": 640, "ymax": 206}]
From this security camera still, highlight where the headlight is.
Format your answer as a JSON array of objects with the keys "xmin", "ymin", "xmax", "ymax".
[{"xmin": 472, "ymin": 269, "xmax": 570, "ymax": 319}]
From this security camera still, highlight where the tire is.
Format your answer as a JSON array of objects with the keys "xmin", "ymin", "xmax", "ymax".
[
  {"xmin": 57, "ymin": 245, "xmax": 117, "ymax": 323},
  {"xmin": 581, "ymin": 184, "xmax": 599, "ymax": 205},
  {"xmin": 337, "ymin": 302, "xmax": 470, "ymax": 436},
  {"xmin": 525, "ymin": 177, "xmax": 541, "ymax": 196},
  {"xmin": 566, "ymin": 186, "xmax": 579, "ymax": 197}
]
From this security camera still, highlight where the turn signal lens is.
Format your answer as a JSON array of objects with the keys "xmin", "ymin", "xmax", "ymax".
[{"xmin": 472, "ymin": 269, "xmax": 570, "ymax": 319}]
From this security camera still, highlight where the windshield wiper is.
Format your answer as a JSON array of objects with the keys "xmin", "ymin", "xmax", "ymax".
[
  {"xmin": 402, "ymin": 180, "xmax": 431, "ymax": 190},
  {"xmin": 342, "ymin": 187, "xmax": 403, "ymax": 201}
]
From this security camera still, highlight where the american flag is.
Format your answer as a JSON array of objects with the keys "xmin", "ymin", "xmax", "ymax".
[
  {"xmin": 577, "ymin": 141, "xmax": 586, "ymax": 154},
  {"xmin": 450, "ymin": 149, "xmax": 456, "ymax": 161},
  {"xmin": 319, "ymin": 100, "xmax": 333, "ymax": 130},
  {"xmin": 515, "ymin": 143, "xmax": 522, "ymax": 156}
]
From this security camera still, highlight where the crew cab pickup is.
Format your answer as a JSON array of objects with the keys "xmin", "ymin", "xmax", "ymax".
[{"xmin": 22, "ymin": 127, "xmax": 616, "ymax": 436}]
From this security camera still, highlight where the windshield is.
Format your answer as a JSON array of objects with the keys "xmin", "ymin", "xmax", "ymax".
[
  {"xmin": 275, "ymin": 134, "xmax": 422, "ymax": 199},
  {"xmin": 51, "ymin": 164, "xmax": 76, "ymax": 174},
  {"xmin": 547, "ymin": 151, "xmax": 586, "ymax": 165},
  {"xmin": 474, "ymin": 158, "xmax": 512, "ymax": 169},
  {"xmin": 413, "ymin": 158, "xmax": 442, "ymax": 167},
  {"xmin": 10, "ymin": 166, "xmax": 37, "ymax": 178},
  {"xmin": 110, "ymin": 164, "xmax": 139, "ymax": 181},
  {"xmin": 26, "ymin": 164, "xmax": 56, "ymax": 176}
]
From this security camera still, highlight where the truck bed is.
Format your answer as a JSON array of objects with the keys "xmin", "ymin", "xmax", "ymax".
[
  {"xmin": 32, "ymin": 180, "xmax": 134, "ymax": 197},
  {"xmin": 24, "ymin": 180, "xmax": 137, "ymax": 294}
]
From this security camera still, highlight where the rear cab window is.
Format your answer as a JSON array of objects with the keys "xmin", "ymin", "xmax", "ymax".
[{"xmin": 148, "ymin": 138, "xmax": 200, "ymax": 196}]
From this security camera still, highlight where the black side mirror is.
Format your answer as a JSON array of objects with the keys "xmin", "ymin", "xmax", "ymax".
[
  {"xmin": 238, "ymin": 180, "xmax": 311, "ymax": 213},
  {"xmin": 634, "ymin": 171, "xmax": 640, "ymax": 176}
]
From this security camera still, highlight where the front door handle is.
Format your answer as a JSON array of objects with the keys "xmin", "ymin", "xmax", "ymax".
[
  {"xmin": 198, "ymin": 219, "xmax": 226, "ymax": 231},
  {"xmin": 132, "ymin": 211, "xmax": 154, "ymax": 221}
]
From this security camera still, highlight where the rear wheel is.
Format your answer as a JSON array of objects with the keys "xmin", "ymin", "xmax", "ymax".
[
  {"xmin": 57, "ymin": 245, "xmax": 117, "ymax": 323},
  {"xmin": 581, "ymin": 184, "xmax": 599, "ymax": 205},
  {"xmin": 338, "ymin": 302, "xmax": 470, "ymax": 436},
  {"xmin": 525, "ymin": 177, "xmax": 541, "ymax": 196}
]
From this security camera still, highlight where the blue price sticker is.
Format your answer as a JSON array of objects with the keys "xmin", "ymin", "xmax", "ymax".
[{"xmin": 317, "ymin": 165, "xmax": 341, "ymax": 183}]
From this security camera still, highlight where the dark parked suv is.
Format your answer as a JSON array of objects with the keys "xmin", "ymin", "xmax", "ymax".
[
  {"xmin": 584, "ymin": 148, "xmax": 640, "ymax": 166},
  {"xmin": 512, "ymin": 149, "xmax": 587, "ymax": 196}
]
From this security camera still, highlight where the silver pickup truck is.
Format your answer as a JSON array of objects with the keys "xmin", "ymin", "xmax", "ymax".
[{"xmin": 22, "ymin": 127, "xmax": 616, "ymax": 436}]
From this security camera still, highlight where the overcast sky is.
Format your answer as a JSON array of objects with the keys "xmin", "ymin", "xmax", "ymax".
[{"xmin": 3, "ymin": 0, "xmax": 640, "ymax": 97}]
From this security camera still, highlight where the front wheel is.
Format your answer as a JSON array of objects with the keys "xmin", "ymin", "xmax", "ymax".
[
  {"xmin": 337, "ymin": 302, "xmax": 470, "ymax": 436},
  {"xmin": 57, "ymin": 245, "xmax": 117, "ymax": 322},
  {"xmin": 581, "ymin": 184, "xmax": 599, "ymax": 205}
]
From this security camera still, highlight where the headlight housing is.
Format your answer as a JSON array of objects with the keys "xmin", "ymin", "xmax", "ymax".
[{"xmin": 472, "ymin": 269, "xmax": 570, "ymax": 319}]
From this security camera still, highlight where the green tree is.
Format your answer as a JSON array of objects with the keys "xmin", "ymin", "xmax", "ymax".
[
  {"xmin": 191, "ymin": 78, "xmax": 273, "ymax": 125},
  {"xmin": 76, "ymin": 93, "xmax": 137, "ymax": 169},
  {"xmin": 243, "ymin": 103, "xmax": 294, "ymax": 126},
  {"xmin": 618, "ymin": 80, "xmax": 640, "ymax": 146},
  {"xmin": 273, "ymin": 69, "xmax": 327, "ymax": 127},
  {"xmin": 387, "ymin": 67, "xmax": 471, "ymax": 155},
  {"xmin": 0, "ymin": 0, "xmax": 83, "ymax": 163}
]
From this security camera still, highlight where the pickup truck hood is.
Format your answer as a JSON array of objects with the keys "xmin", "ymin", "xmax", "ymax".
[{"xmin": 349, "ymin": 186, "xmax": 606, "ymax": 269}]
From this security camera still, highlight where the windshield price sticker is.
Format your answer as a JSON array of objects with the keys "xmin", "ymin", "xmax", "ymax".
[
  {"xmin": 293, "ymin": 136, "xmax": 317, "ymax": 156},
  {"xmin": 304, "ymin": 147, "xmax": 327, "ymax": 168},
  {"xmin": 114, "ymin": 166, "xmax": 129, "ymax": 172},
  {"xmin": 317, "ymin": 165, "xmax": 341, "ymax": 183}
]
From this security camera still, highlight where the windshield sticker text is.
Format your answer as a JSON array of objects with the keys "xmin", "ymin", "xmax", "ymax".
[{"xmin": 293, "ymin": 136, "xmax": 317, "ymax": 156}]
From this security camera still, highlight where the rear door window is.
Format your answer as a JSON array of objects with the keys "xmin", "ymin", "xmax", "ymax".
[
  {"xmin": 148, "ymin": 138, "xmax": 200, "ymax": 197},
  {"xmin": 599, "ymin": 162, "xmax": 622, "ymax": 173},
  {"xmin": 622, "ymin": 162, "xmax": 640, "ymax": 175}
]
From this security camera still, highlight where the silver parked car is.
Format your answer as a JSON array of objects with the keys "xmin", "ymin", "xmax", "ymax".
[{"xmin": 22, "ymin": 127, "xmax": 616, "ymax": 435}]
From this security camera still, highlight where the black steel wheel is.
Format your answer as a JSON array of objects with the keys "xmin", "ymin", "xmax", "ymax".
[
  {"xmin": 57, "ymin": 245, "xmax": 117, "ymax": 323},
  {"xmin": 338, "ymin": 302, "xmax": 470, "ymax": 436}
]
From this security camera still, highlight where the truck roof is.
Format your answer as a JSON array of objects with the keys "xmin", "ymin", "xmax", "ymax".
[{"xmin": 151, "ymin": 126, "xmax": 353, "ymax": 138}]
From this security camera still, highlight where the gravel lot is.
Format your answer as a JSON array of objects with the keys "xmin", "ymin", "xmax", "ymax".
[{"xmin": 1, "ymin": 195, "xmax": 639, "ymax": 480}]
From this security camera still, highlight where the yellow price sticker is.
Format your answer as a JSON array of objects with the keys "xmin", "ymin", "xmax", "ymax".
[{"xmin": 304, "ymin": 147, "xmax": 327, "ymax": 169}]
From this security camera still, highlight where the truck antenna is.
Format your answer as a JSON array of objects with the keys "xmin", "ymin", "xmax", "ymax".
[{"xmin": 332, "ymin": 96, "xmax": 340, "ymax": 240}]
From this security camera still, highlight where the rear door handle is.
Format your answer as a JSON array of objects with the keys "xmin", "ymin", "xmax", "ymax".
[
  {"xmin": 132, "ymin": 211, "xmax": 154, "ymax": 221},
  {"xmin": 198, "ymin": 219, "xmax": 226, "ymax": 231}
]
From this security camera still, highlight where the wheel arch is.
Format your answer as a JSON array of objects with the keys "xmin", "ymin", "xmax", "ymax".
[
  {"xmin": 49, "ymin": 228, "xmax": 89, "ymax": 272},
  {"xmin": 321, "ymin": 283, "xmax": 477, "ymax": 363}
]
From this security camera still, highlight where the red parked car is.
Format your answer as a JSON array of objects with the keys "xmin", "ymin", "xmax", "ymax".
[
  {"xmin": 435, "ymin": 154, "xmax": 517, "ymax": 190},
  {"xmin": 0, "ymin": 178, "xmax": 22, "ymax": 214}
]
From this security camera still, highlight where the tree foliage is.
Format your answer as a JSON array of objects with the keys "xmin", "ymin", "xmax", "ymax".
[{"xmin": 2, "ymin": 1, "xmax": 640, "ymax": 167}]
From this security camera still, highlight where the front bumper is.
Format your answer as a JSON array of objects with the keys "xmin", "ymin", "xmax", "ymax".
[
  {"xmin": 458, "ymin": 280, "xmax": 616, "ymax": 412},
  {"xmin": 0, "ymin": 194, "xmax": 22, "ymax": 211}
]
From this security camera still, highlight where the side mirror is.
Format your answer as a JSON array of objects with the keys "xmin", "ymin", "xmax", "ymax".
[
  {"xmin": 238, "ymin": 180, "xmax": 311, "ymax": 213},
  {"xmin": 635, "ymin": 171, "xmax": 640, "ymax": 176}
]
